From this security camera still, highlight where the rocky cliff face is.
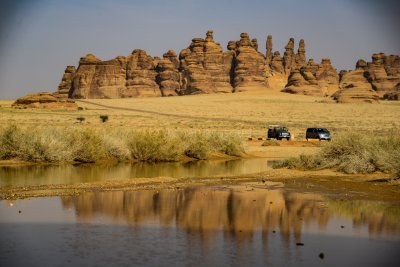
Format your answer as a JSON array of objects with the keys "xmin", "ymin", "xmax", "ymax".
[
  {"xmin": 333, "ymin": 68, "xmax": 379, "ymax": 103},
  {"xmin": 156, "ymin": 50, "xmax": 180, "ymax": 96},
  {"xmin": 282, "ymin": 58, "xmax": 339, "ymax": 96},
  {"xmin": 333, "ymin": 53, "xmax": 400, "ymax": 102},
  {"xmin": 179, "ymin": 30, "xmax": 232, "ymax": 94},
  {"xmin": 232, "ymin": 33, "xmax": 267, "ymax": 90},
  {"xmin": 124, "ymin": 49, "xmax": 160, "ymax": 97},
  {"xmin": 53, "ymin": 66, "xmax": 76, "ymax": 99},
  {"xmin": 50, "ymin": 31, "xmax": 398, "ymax": 102}
]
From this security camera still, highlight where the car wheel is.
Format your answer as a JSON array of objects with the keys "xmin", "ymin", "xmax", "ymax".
[
  {"xmin": 286, "ymin": 137, "xmax": 290, "ymax": 140},
  {"xmin": 277, "ymin": 138, "xmax": 281, "ymax": 140}
]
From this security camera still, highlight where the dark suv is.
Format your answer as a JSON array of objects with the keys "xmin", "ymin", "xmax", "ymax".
[
  {"xmin": 306, "ymin": 128, "xmax": 331, "ymax": 141},
  {"xmin": 267, "ymin": 125, "xmax": 291, "ymax": 140}
]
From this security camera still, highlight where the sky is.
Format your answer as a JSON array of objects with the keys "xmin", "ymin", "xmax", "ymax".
[{"xmin": 0, "ymin": 0, "xmax": 399, "ymax": 99}]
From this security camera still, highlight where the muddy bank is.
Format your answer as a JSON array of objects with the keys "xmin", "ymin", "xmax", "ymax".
[{"xmin": 1, "ymin": 168, "xmax": 399, "ymax": 202}]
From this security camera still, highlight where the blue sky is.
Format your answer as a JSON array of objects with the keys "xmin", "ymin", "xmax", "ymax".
[{"xmin": 0, "ymin": 0, "xmax": 399, "ymax": 99}]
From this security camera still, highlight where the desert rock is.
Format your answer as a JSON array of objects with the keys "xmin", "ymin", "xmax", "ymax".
[
  {"xmin": 123, "ymin": 49, "xmax": 160, "ymax": 97},
  {"xmin": 283, "ymin": 38, "xmax": 295, "ymax": 74},
  {"xmin": 53, "ymin": 66, "xmax": 76, "ymax": 99},
  {"xmin": 179, "ymin": 30, "xmax": 232, "ymax": 94},
  {"xmin": 333, "ymin": 69, "xmax": 379, "ymax": 103},
  {"xmin": 12, "ymin": 92, "xmax": 78, "ymax": 109},
  {"xmin": 282, "ymin": 58, "xmax": 338, "ymax": 96},
  {"xmin": 156, "ymin": 50, "xmax": 180, "ymax": 96},
  {"xmin": 233, "ymin": 33, "xmax": 267, "ymax": 90}
]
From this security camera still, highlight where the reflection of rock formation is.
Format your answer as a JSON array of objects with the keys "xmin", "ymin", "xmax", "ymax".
[
  {"xmin": 62, "ymin": 188, "xmax": 400, "ymax": 242},
  {"xmin": 61, "ymin": 188, "xmax": 330, "ymax": 243}
]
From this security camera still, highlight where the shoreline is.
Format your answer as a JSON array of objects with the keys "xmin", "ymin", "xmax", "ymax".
[{"xmin": 1, "ymin": 168, "xmax": 398, "ymax": 202}]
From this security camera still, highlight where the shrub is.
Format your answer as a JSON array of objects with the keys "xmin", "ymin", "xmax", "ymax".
[
  {"xmin": 181, "ymin": 132, "xmax": 212, "ymax": 159},
  {"xmin": 68, "ymin": 128, "xmax": 106, "ymax": 163},
  {"xmin": 208, "ymin": 132, "xmax": 245, "ymax": 156},
  {"xmin": 126, "ymin": 130, "xmax": 182, "ymax": 162},
  {"xmin": 0, "ymin": 124, "xmax": 25, "ymax": 159},
  {"xmin": 262, "ymin": 139, "xmax": 280, "ymax": 146},
  {"xmin": 100, "ymin": 115, "xmax": 109, "ymax": 123},
  {"xmin": 274, "ymin": 131, "xmax": 400, "ymax": 176},
  {"xmin": 76, "ymin": 117, "xmax": 85, "ymax": 123}
]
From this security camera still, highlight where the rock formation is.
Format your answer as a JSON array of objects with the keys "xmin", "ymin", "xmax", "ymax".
[
  {"xmin": 178, "ymin": 30, "xmax": 232, "ymax": 94},
  {"xmin": 283, "ymin": 38, "xmax": 295, "ymax": 74},
  {"xmin": 265, "ymin": 35, "xmax": 273, "ymax": 66},
  {"xmin": 333, "ymin": 53, "xmax": 400, "ymax": 102},
  {"xmin": 294, "ymin": 39, "xmax": 306, "ymax": 70},
  {"xmin": 364, "ymin": 53, "xmax": 400, "ymax": 96},
  {"xmin": 232, "ymin": 33, "xmax": 267, "ymax": 90},
  {"xmin": 12, "ymin": 92, "xmax": 78, "ymax": 109},
  {"xmin": 383, "ymin": 83, "xmax": 400, "ymax": 100},
  {"xmin": 270, "ymin": 51, "xmax": 284, "ymax": 74},
  {"xmin": 53, "ymin": 66, "xmax": 76, "ymax": 99},
  {"xmin": 333, "ymin": 68, "xmax": 379, "ymax": 103},
  {"xmin": 124, "ymin": 49, "xmax": 160, "ymax": 97},
  {"xmin": 156, "ymin": 50, "xmax": 180, "ymax": 96},
  {"xmin": 48, "ymin": 30, "xmax": 398, "ymax": 102},
  {"xmin": 282, "ymin": 58, "xmax": 339, "ymax": 96}
]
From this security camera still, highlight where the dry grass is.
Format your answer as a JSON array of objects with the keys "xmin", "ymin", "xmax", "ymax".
[
  {"xmin": 0, "ymin": 124, "xmax": 244, "ymax": 163},
  {"xmin": 1, "ymin": 90, "xmax": 399, "ymax": 139},
  {"xmin": 274, "ymin": 131, "xmax": 400, "ymax": 177}
]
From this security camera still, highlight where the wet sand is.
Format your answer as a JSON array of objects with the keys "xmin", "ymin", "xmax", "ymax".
[{"xmin": 1, "ymin": 167, "xmax": 398, "ymax": 202}]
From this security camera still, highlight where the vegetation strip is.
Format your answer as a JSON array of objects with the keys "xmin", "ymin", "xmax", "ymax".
[{"xmin": 0, "ymin": 124, "xmax": 244, "ymax": 163}]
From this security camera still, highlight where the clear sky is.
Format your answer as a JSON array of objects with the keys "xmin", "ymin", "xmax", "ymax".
[{"xmin": 0, "ymin": 0, "xmax": 399, "ymax": 99}]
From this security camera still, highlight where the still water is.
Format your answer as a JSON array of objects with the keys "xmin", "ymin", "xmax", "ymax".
[
  {"xmin": 0, "ymin": 158, "xmax": 276, "ymax": 187},
  {"xmin": 1, "ymin": 187, "xmax": 399, "ymax": 267}
]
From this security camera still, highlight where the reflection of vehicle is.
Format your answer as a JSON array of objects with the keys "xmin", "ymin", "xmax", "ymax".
[
  {"xmin": 267, "ymin": 125, "xmax": 291, "ymax": 140},
  {"xmin": 306, "ymin": 128, "xmax": 331, "ymax": 141}
]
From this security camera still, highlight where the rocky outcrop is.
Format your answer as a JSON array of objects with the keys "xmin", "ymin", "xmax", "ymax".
[
  {"xmin": 124, "ymin": 49, "xmax": 160, "ymax": 97},
  {"xmin": 294, "ymin": 39, "xmax": 306, "ymax": 70},
  {"xmin": 265, "ymin": 35, "xmax": 273, "ymax": 66},
  {"xmin": 334, "ymin": 53, "xmax": 400, "ymax": 102},
  {"xmin": 282, "ymin": 58, "xmax": 339, "ymax": 96},
  {"xmin": 179, "ymin": 31, "xmax": 232, "ymax": 94},
  {"xmin": 53, "ymin": 66, "xmax": 76, "ymax": 99},
  {"xmin": 283, "ymin": 38, "xmax": 295, "ymax": 74},
  {"xmin": 270, "ymin": 51, "xmax": 284, "ymax": 74},
  {"xmin": 333, "ymin": 68, "xmax": 379, "ymax": 103},
  {"xmin": 364, "ymin": 53, "xmax": 400, "ymax": 96},
  {"xmin": 12, "ymin": 92, "xmax": 78, "ymax": 109},
  {"xmin": 156, "ymin": 50, "xmax": 180, "ymax": 96},
  {"xmin": 51, "ymin": 31, "xmax": 398, "ymax": 101},
  {"xmin": 232, "ymin": 33, "xmax": 267, "ymax": 90}
]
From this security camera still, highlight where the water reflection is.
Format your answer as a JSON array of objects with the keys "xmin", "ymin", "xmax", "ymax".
[
  {"xmin": 2, "ymin": 188, "xmax": 400, "ymax": 267},
  {"xmin": 60, "ymin": 187, "xmax": 400, "ymax": 241},
  {"xmin": 0, "ymin": 158, "xmax": 275, "ymax": 187}
]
